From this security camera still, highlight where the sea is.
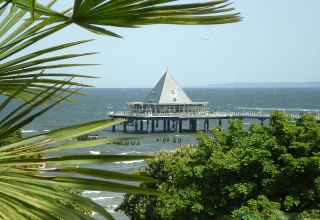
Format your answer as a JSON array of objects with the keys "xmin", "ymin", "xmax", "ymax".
[{"xmin": 15, "ymin": 88, "xmax": 320, "ymax": 219}]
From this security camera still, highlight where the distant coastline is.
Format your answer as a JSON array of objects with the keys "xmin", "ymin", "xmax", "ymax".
[
  {"xmin": 90, "ymin": 82, "xmax": 320, "ymax": 89},
  {"xmin": 195, "ymin": 82, "xmax": 320, "ymax": 88}
]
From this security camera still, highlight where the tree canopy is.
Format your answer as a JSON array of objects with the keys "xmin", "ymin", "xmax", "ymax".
[{"xmin": 117, "ymin": 111, "xmax": 320, "ymax": 219}]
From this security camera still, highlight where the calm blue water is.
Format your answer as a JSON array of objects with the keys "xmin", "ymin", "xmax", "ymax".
[{"xmin": 11, "ymin": 88, "xmax": 320, "ymax": 219}]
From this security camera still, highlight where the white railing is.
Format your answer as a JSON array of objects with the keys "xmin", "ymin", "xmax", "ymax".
[
  {"xmin": 107, "ymin": 110, "xmax": 320, "ymax": 120},
  {"xmin": 107, "ymin": 111, "xmax": 212, "ymax": 117}
]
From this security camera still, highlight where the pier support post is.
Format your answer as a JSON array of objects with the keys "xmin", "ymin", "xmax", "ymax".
[
  {"xmin": 146, "ymin": 120, "xmax": 149, "ymax": 132},
  {"xmin": 135, "ymin": 120, "xmax": 138, "ymax": 133},
  {"xmin": 167, "ymin": 120, "xmax": 170, "ymax": 131},
  {"xmin": 260, "ymin": 119, "xmax": 265, "ymax": 125},
  {"xmin": 219, "ymin": 119, "xmax": 222, "ymax": 126},
  {"xmin": 123, "ymin": 121, "xmax": 127, "ymax": 132},
  {"xmin": 140, "ymin": 120, "xmax": 143, "ymax": 132},
  {"xmin": 204, "ymin": 119, "xmax": 209, "ymax": 132},
  {"xmin": 193, "ymin": 119, "xmax": 197, "ymax": 132},
  {"xmin": 190, "ymin": 119, "xmax": 197, "ymax": 132},
  {"xmin": 179, "ymin": 120, "xmax": 183, "ymax": 132},
  {"xmin": 112, "ymin": 125, "xmax": 116, "ymax": 132},
  {"xmin": 151, "ymin": 120, "xmax": 155, "ymax": 133},
  {"xmin": 163, "ymin": 120, "xmax": 167, "ymax": 132}
]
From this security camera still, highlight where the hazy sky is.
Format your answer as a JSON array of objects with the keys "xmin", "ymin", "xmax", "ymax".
[{"xmin": 45, "ymin": 0, "xmax": 320, "ymax": 88}]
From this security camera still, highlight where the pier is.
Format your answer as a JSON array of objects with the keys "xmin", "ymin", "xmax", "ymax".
[
  {"xmin": 107, "ymin": 108, "xmax": 320, "ymax": 133},
  {"xmin": 106, "ymin": 71, "xmax": 320, "ymax": 133}
]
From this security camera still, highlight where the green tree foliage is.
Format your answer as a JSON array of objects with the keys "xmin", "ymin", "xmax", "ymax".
[
  {"xmin": 232, "ymin": 195, "xmax": 286, "ymax": 220},
  {"xmin": 117, "ymin": 111, "xmax": 320, "ymax": 219},
  {"xmin": 0, "ymin": 130, "xmax": 22, "ymax": 147}
]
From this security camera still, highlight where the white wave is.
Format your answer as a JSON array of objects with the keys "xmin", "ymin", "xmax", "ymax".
[
  {"xmin": 91, "ymin": 212, "xmax": 97, "ymax": 216},
  {"xmin": 43, "ymin": 129, "xmax": 50, "ymax": 132},
  {"xmin": 21, "ymin": 130, "xmax": 37, "ymax": 133},
  {"xmin": 118, "ymin": 151, "xmax": 143, "ymax": 155},
  {"xmin": 113, "ymin": 160, "xmax": 144, "ymax": 164},
  {"xmin": 89, "ymin": 151, "xmax": 100, "ymax": 155},
  {"xmin": 83, "ymin": 190, "xmax": 101, "ymax": 194},
  {"xmin": 92, "ymin": 196, "xmax": 119, "ymax": 201},
  {"xmin": 105, "ymin": 205, "xmax": 118, "ymax": 209},
  {"xmin": 174, "ymin": 134, "xmax": 190, "ymax": 137}
]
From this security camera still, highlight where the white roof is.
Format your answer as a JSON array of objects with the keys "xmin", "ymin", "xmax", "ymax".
[{"xmin": 144, "ymin": 71, "xmax": 192, "ymax": 104}]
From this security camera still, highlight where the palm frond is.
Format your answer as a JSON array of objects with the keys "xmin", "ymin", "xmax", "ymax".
[
  {"xmin": 71, "ymin": 0, "xmax": 241, "ymax": 27},
  {"xmin": 11, "ymin": 0, "xmax": 241, "ymax": 37},
  {"xmin": 0, "ymin": 118, "xmax": 160, "ymax": 220},
  {"xmin": 0, "ymin": 3, "xmax": 94, "ymax": 104},
  {"xmin": 0, "ymin": 81, "xmax": 78, "ymax": 139}
]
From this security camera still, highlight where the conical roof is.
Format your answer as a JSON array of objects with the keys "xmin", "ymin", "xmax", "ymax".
[{"xmin": 144, "ymin": 71, "xmax": 192, "ymax": 104}]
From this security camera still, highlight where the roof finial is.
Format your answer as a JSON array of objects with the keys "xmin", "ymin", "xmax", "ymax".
[{"xmin": 166, "ymin": 66, "xmax": 169, "ymax": 73}]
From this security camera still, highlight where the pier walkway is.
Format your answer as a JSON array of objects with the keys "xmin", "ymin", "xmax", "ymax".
[{"xmin": 107, "ymin": 108, "xmax": 320, "ymax": 133}]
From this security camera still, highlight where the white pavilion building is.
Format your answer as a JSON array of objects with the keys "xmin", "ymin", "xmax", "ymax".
[{"xmin": 128, "ymin": 71, "xmax": 208, "ymax": 115}]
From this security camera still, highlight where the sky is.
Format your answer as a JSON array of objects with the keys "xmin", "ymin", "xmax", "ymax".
[{"xmin": 41, "ymin": 0, "xmax": 320, "ymax": 88}]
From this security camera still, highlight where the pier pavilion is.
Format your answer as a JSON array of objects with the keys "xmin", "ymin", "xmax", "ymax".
[
  {"xmin": 107, "ymin": 71, "xmax": 320, "ymax": 133},
  {"xmin": 108, "ymin": 71, "xmax": 211, "ymax": 133},
  {"xmin": 128, "ymin": 70, "xmax": 208, "ymax": 115}
]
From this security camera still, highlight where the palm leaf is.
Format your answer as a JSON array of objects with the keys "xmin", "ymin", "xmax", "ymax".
[
  {"xmin": 0, "ymin": 39, "xmax": 95, "ymax": 69},
  {"xmin": 0, "ymin": 181, "xmax": 113, "ymax": 219},
  {"xmin": 0, "ymin": 83, "xmax": 77, "ymax": 139},
  {"xmin": 0, "ymin": 137, "xmax": 134, "ymax": 158},
  {"xmin": 0, "ymin": 118, "xmax": 160, "ymax": 219},
  {"xmin": 0, "ymin": 119, "xmax": 125, "ymax": 151},
  {"xmin": 0, "ymin": 2, "xmax": 96, "ymax": 105},
  {"xmin": 35, "ymin": 167, "xmax": 158, "ymax": 183},
  {"xmin": 11, "ymin": 0, "xmax": 241, "ymax": 37}
]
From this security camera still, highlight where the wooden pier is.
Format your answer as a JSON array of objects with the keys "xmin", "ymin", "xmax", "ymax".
[{"xmin": 107, "ymin": 110, "xmax": 320, "ymax": 133}]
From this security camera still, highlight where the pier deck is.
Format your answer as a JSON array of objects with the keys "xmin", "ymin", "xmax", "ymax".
[{"xmin": 107, "ymin": 109, "xmax": 320, "ymax": 133}]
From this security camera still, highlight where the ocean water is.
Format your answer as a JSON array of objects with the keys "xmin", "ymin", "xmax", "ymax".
[
  {"xmin": 11, "ymin": 88, "xmax": 320, "ymax": 219},
  {"xmin": 24, "ymin": 88, "xmax": 320, "ymax": 131}
]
